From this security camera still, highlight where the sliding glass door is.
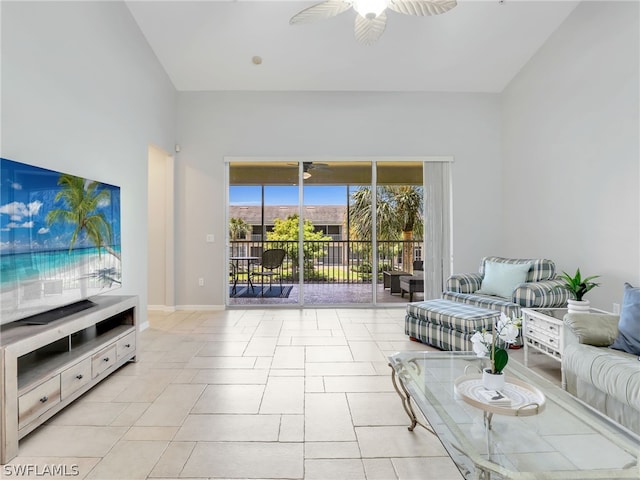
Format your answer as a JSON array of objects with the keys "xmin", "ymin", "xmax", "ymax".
[
  {"xmin": 302, "ymin": 161, "xmax": 372, "ymax": 305},
  {"xmin": 228, "ymin": 161, "xmax": 300, "ymax": 305},
  {"xmin": 376, "ymin": 161, "xmax": 424, "ymax": 302},
  {"xmin": 226, "ymin": 158, "xmax": 450, "ymax": 307}
]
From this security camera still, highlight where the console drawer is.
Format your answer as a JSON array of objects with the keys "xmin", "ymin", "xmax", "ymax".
[
  {"xmin": 116, "ymin": 331, "xmax": 136, "ymax": 360},
  {"xmin": 61, "ymin": 358, "xmax": 92, "ymax": 400},
  {"xmin": 526, "ymin": 327, "xmax": 558, "ymax": 349},
  {"xmin": 535, "ymin": 320, "xmax": 559, "ymax": 338},
  {"xmin": 540, "ymin": 330, "xmax": 559, "ymax": 349},
  {"xmin": 18, "ymin": 376, "xmax": 61, "ymax": 429},
  {"xmin": 92, "ymin": 344, "xmax": 117, "ymax": 378},
  {"xmin": 526, "ymin": 317, "xmax": 560, "ymax": 341}
]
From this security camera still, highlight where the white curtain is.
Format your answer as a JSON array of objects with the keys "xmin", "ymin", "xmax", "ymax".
[{"xmin": 423, "ymin": 162, "xmax": 452, "ymax": 300}]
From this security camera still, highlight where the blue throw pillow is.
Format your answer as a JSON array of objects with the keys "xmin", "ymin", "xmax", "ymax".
[
  {"xmin": 611, "ymin": 283, "xmax": 640, "ymax": 355},
  {"xmin": 476, "ymin": 261, "xmax": 532, "ymax": 298}
]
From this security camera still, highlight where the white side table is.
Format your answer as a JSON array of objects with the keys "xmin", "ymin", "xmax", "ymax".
[{"xmin": 522, "ymin": 307, "xmax": 607, "ymax": 387}]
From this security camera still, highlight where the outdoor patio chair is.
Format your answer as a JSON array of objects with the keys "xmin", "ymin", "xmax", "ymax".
[
  {"xmin": 400, "ymin": 262, "xmax": 424, "ymax": 302},
  {"xmin": 250, "ymin": 249, "xmax": 287, "ymax": 296}
]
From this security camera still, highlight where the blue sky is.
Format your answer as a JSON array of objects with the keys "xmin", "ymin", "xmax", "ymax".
[
  {"xmin": 0, "ymin": 158, "xmax": 121, "ymax": 253},
  {"xmin": 230, "ymin": 185, "xmax": 350, "ymax": 206}
]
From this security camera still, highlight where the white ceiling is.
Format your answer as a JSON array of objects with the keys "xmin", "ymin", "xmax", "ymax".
[{"xmin": 125, "ymin": 0, "xmax": 579, "ymax": 92}]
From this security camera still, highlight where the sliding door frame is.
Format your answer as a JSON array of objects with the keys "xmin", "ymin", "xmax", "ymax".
[{"xmin": 225, "ymin": 156, "xmax": 453, "ymax": 308}]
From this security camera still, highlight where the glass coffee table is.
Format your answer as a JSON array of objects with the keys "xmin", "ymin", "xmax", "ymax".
[{"xmin": 388, "ymin": 351, "xmax": 640, "ymax": 479}]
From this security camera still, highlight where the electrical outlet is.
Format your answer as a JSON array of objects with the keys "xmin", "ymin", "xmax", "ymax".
[
  {"xmin": 198, "ymin": 278, "xmax": 204, "ymax": 287},
  {"xmin": 613, "ymin": 303, "xmax": 620, "ymax": 314},
  {"xmin": 206, "ymin": 234, "xmax": 215, "ymax": 243}
]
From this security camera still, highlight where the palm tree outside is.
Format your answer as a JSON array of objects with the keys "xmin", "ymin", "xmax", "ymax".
[
  {"xmin": 229, "ymin": 217, "xmax": 252, "ymax": 257},
  {"xmin": 229, "ymin": 217, "xmax": 251, "ymax": 241},
  {"xmin": 349, "ymin": 185, "xmax": 423, "ymax": 271}
]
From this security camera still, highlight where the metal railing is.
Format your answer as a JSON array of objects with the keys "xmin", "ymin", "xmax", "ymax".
[{"xmin": 230, "ymin": 240, "xmax": 423, "ymax": 285}]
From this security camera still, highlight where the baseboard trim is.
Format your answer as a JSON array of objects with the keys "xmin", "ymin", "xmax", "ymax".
[
  {"xmin": 147, "ymin": 305, "xmax": 177, "ymax": 312},
  {"xmin": 175, "ymin": 305, "xmax": 225, "ymax": 311}
]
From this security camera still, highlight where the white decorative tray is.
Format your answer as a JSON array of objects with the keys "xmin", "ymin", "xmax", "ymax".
[{"xmin": 454, "ymin": 374, "xmax": 546, "ymax": 417}]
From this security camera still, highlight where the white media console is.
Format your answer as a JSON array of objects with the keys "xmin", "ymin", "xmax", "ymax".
[{"xmin": 0, "ymin": 295, "xmax": 138, "ymax": 463}]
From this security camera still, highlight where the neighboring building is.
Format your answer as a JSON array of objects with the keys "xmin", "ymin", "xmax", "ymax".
[
  {"xmin": 229, "ymin": 205, "xmax": 346, "ymax": 264},
  {"xmin": 229, "ymin": 205, "xmax": 346, "ymax": 241}
]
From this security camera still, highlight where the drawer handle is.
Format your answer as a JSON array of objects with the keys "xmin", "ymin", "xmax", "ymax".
[
  {"xmin": 124, "ymin": 344, "xmax": 131, "ymax": 348},
  {"xmin": 103, "ymin": 357, "xmax": 110, "ymax": 362},
  {"xmin": 76, "ymin": 374, "xmax": 83, "ymax": 380},
  {"xmin": 548, "ymin": 339, "xmax": 554, "ymax": 343},
  {"xmin": 40, "ymin": 396, "xmax": 48, "ymax": 403}
]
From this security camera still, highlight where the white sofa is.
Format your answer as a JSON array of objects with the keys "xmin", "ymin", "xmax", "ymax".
[{"xmin": 563, "ymin": 312, "xmax": 640, "ymax": 435}]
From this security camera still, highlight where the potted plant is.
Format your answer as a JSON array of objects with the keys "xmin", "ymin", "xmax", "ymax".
[
  {"xmin": 558, "ymin": 268, "xmax": 600, "ymax": 312},
  {"xmin": 470, "ymin": 313, "xmax": 521, "ymax": 390}
]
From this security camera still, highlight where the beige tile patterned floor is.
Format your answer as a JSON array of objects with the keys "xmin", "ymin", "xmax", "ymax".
[{"xmin": 6, "ymin": 308, "xmax": 560, "ymax": 479}]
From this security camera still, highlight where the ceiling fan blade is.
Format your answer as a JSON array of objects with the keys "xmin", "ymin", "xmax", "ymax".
[
  {"xmin": 354, "ymin": 11, "xmax": 387, "ymax": 45},
  {"xmin": 290, "ymin": 0, "xmax": 353, "ymax": 24},
  {"xmin": 388, "ymin": 0, "xmax": 457, "ymax": 16},
  {"xmin": 308, "ymin": 162, "xmax": 329, "ymax": 168},
  {"xmin": 287, "ymin": 162, "xmax": 331, "ymax": 174}
]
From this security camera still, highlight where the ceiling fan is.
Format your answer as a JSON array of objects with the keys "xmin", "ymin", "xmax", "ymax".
[
  {"xmin": 290, "ymin": 0, "xmax": 458, "ymax": 45},
  {"xmin": 287, "ymin": 162, "xmax": 330, "ymax": 179}
]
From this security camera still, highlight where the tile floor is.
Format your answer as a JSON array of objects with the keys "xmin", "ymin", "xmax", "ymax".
[{"xmin": 7, "ymin": 307, "xmax": 560, "ymax": 479}]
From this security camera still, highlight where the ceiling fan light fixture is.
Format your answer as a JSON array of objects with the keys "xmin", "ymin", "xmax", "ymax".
[
  {"xmin": 352, "ymin": 0, "xmax": 389, "ymax": 19},
  {"xmin": 290, "ymin": 0, "xmax": 458, "ymax": 44}
]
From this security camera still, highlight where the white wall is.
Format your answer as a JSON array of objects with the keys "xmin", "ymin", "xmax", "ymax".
[
  {"xmin": 501, "ymin": 1, "xmax": 639, "ymax": 310},
  {"xmin": 176, "ymin": 91, "xmax": 502, "ymax": 307},
  {"xmin": 2, "ymin": 1, "xmax": 177, "ymax": 325},
  {"xmin": 7, "ymin": 3, "xmax": 629, "ymax": 314}
]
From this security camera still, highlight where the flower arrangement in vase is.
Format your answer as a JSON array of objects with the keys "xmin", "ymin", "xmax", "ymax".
[{"xmin": 471, "ymin": 313, "xmax": 521, "ymax": 390}]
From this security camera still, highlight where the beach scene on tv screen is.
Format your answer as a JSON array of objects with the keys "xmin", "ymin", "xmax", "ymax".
[{"xmin": 0, "ymin": 158, "xmax": 121, "ymax": 324}]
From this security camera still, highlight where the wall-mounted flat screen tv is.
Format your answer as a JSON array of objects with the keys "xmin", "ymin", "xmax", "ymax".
[{"xmin": 1, "ymin": 158, "xmax": 121, "ymax": 325}]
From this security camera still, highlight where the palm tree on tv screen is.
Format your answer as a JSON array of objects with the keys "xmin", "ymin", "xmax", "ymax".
[{"xmin": 46, "ymin": 174, "xmax": 120, "ymax": 261}]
